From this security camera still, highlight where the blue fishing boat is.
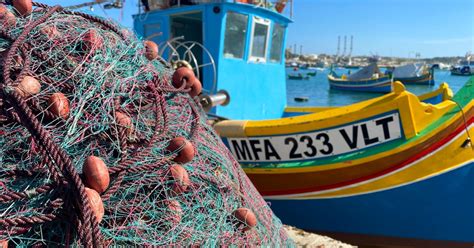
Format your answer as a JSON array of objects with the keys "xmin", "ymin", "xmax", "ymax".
[
  {"xmin": 134, "ymin": 1, "xmax": 474, "ymax": 246},
  {"xmin": 328, "ymin": 63, "xmax": 393, "ymax": 93},
  {"xmin": 134, "ymin": 0, "xmax": 292, "ymax": 120},
  {"xmin": 288, "ymin": 73, "xmax": 309, "ymax": 80},
  {"xmin": 451, "ymin": 53, "xmax": 474, "ymax": 76}
]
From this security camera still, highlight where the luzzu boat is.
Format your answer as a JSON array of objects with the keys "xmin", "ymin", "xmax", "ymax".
[
  {"xmin": 306, "ymin": 71, "xmax": 317, "ymax": 76},
  {"xmin": 392, "ymin": 63, "xmax": 435, "ymax": 85},
  {"xmin": 328, "ymin": 63, "xmax": 393, "ymax": 93},
  {"xmin": 288, "ymin": 73, "xmax": 309, "ymax": 80},
  {"xmin": 134, "ymin": 1, "xmax": 473, "ymax": 245},
  {"xmin": 451, "ymin": 53, "xmax": 474, "ymax": 76},
  {"xmin": 215, "ymin": 79, "xmax": 473, "ymax": 246}
]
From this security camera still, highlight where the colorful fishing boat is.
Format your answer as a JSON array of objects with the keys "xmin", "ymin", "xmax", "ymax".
[
  {"xmin": 306, "ymin": 71, "xmax": 317, "ymax": 76},
  {"xmin": 451, "ymin": 53, "xmax": 474, "ymax": 76},
  {"xmin": 134, "ymin": 0, "xmax": 293, "ymax": 121},
  {"xmin": 391, "ymin": 63, "xmax": 435, "ymax": 85},
  {"xmin": 288, "ymin": 73, "xmax": 309, "ymax": 80},
  {"xmin": 328, "ymin": 63, "xmax": 393, "ymax": 93},
  {"xmin": 215, "ymin": 79, "xmax": 473, "ymax": 246},
  {"xmin": 134, "ymin": 1, "xmax": 474, "ymax": 246}
]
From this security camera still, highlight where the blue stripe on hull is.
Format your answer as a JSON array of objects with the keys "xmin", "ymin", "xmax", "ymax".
[{"xmin": 267, "ymin": 162, "xmax": 474, "ymax": 242}]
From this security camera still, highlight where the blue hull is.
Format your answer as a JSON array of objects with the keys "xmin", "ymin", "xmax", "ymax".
[{"xmin": 268, "ymin": 162, "xmax": 474, "ymax": 243}]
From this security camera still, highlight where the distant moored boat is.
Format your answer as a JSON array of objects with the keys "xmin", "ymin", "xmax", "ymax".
[
  {"xmin": 391, "ymin": 63, "xmax": 434, "ymax": 85},
  {"xmin": 451, "ymin": 53, "xmax": 474, "ymax": 76},
  {"xmin": 327, "ymin": 63, "xmax": 393, "ymax": 93}
]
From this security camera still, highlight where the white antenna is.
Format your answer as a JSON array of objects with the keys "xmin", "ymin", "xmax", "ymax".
[{"xmin": 336, "ymin": 36, "xmax": 340, "ymax": 58}]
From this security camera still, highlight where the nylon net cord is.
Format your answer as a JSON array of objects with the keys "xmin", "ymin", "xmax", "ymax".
[{"xmin": 0, "ymin": 2, "xmax": 292, "ymax": 247}]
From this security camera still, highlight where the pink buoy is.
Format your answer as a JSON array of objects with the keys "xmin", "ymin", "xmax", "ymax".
[
  {"xmin": 48, "ymin": 92, "xmax": 70, "ymax": 119},
  {"xmin": 144, "ymin": 40, "xmax": 159, "ymax": 61},
  {"xmin": 172, "ymin": 67, "xmax": 195, "ymax": 89},
  {"xmin": 169, "ymin": 164, "xmax": 190, "ymax": 194},
  {"xmin": 82, "ymin": 29, "xmax": 103, "ymax": 51},
  {"xmin": 165, "ymin": 200, "xmax": 182, "ymax": 225},
  {"xmin": 15, "ymin": 76, "xmax": 41, "ymax": 98},
  {"xmin": 12, "ymin": 0, "xmax": 32, "ymax": 17},
  {"xmin": 40, "ymin": 25, "xmax": 60, "ymax": 39},
  {"xmin": 83, "ymin": 156, "xmax": 110, "ymax": 194},
  {"xmin": 189, "ymin": 78, "xmax": 202, "ymax": 97},
  {"xmin": 115, "ymin": 111, "xmax": 133, "ymax": 135},
  {"xmin": 84, "ymin": 187, "xmax": 105, "ymax": 223},
  {"xmin": 0, "ymin": 4, "xmax": 16, "ymax": 26},
  {"xmin": 115, "ymin": 112, "xmax": 132, "ymax": 127},
  {"xmin": 166, "ymin": 137, "xmax": 195, "ymax": 163},
  {"xmin": 232, "ymin": 208, "xmax": 257, "ymax": 232}
]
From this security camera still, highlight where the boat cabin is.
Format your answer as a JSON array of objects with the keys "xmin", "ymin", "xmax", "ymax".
[{"xmin": 133, "ymin": 1, "xmax": 292, "ymax": 120}]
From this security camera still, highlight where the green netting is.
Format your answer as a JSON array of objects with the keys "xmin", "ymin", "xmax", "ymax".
[{"xmin": 0, "ymin": 2, "xmax": 292, "ymax": 247}]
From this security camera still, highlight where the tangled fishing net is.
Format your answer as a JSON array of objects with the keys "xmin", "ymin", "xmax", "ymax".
[{"xmin": 0, "ymin": 1, "xmax": 291, "ymax": 246}]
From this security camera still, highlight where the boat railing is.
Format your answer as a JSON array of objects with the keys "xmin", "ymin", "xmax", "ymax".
[{"xmin": 140, "ymin": 0, "xmax": 294, "ymax": 18}]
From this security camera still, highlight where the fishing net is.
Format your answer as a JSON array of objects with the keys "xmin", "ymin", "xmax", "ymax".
[{"xmin": 0, "ymin": 2, "xmax": 291, "ymax": 246}]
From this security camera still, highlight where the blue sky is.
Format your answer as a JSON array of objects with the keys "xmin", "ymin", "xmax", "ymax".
[
  {"xmin": 37, "ymin": 0, "xmax": 473, "ymax": 58},
  {"xmin": 286, "ymin": 0, "xmax": 474, "ymax": 58}
]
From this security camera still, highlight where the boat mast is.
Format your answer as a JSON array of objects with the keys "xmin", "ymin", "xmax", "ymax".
[
  {"xmin": 348, "ymin": 35, "xmax": 353, "ymax": 65},
  {"xmin": 342, "ymin": 35, "xmax": 347, "ymax": 59}
]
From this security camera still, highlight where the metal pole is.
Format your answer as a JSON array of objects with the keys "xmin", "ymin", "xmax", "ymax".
[
  {"xmin": 290, "ymin": 0, "xmax": 293, "ymax": 18},
  {"xmin": 342, "ymin": 35, "xmax": 347, "ymax": 58}
]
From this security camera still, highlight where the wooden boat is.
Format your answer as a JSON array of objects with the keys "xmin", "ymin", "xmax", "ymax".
[
  {"xmin": 451, "ymin": 67, "xmax": 472, "ymax": 76},
  {"xmin": 328, "ymin": 63, "xmax": 392, "ymax": 93},
  {"xmin": 134, "ymin": 2, "xmax": 474, "ymax": 245},
  {"xmin": 306, "ymin": 71, "xmax": 317, "ymax": 77},
  {"xmin": 344, "ymin": 65, "xmax": 360, "ymax": 69},
  {"xmin": 392, "ymin": 63, "xmax": 435, "ymax": 85},
  {"xmin": 215, "ymin": 79, "xmax": 473, "ymax": 246},
  {"xmin": 451, "ymin": 53, "xmax": 474, "ymax": 76},
  {"xmin": 288, "ymin": 73, "xmax": 309, "ymax": 80}
]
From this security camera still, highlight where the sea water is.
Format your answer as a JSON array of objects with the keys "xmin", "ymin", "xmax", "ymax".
[{"xmin": 286, "ymin": 68, "xmax": 470, "ymax": 107}]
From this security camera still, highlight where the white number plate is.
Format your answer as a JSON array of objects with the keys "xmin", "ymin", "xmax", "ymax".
[{"xmin": 223, "ymin": 112, "xmax": 402, "ymax": 163}]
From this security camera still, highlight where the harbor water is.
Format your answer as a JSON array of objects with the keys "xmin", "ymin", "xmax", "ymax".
[{"xmin": 287, "ymin": 68, "xmax": 470, "ymax": 107}]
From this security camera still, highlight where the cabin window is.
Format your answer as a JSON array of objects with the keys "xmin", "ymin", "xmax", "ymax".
[
  {"xmin": 249, "ymin": 17, "xmax": 270, "ymax": 62},
  {"xmin": 270, "ymin": 23, "xmax": 285, "ymax": 63},
  {"xmin": 223, "ymin": 12, "xmax": 248, "ymax": 59}
]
